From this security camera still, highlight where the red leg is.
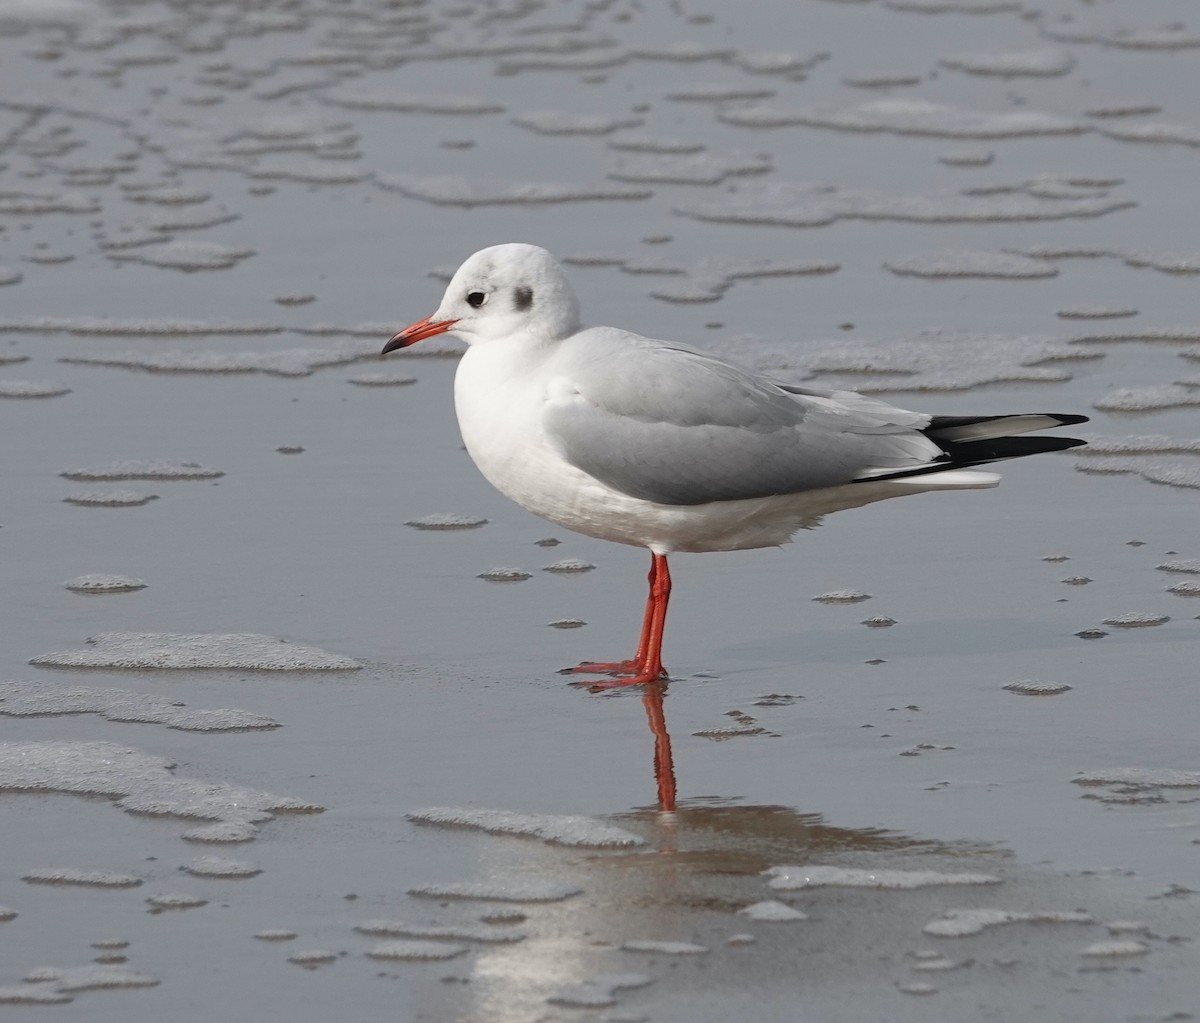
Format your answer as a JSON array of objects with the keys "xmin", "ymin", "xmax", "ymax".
[
  {"xmin": 642, "ymin": 682, "xmax": 677, "ymax": 812},
  {"xmin": 573, "ymin": 553, "xmax": 671, "ymax": 690},
  {"xmin": 560, "ymin": 551, "xmax": 667, "ymax": 679}
]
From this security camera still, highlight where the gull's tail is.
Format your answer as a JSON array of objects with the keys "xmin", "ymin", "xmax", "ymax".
[{"xmin": 855, "ymin": 413, "xmax": 1088, "ymax": 484}]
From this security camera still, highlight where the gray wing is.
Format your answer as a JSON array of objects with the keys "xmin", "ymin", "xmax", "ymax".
[{"xmin": 542, "ymin": 329, "xmax": 941, "ymax": 506}]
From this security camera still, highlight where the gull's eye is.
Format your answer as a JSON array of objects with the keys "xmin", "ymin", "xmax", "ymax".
[{"xmin": 466, "ymin": 291, "xmax": 486, "ymax": 309}]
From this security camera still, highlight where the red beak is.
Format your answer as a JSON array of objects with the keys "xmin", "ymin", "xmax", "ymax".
[{"xmin": 382, "ymin": 315, "xmax": 460, "ymax": 355}]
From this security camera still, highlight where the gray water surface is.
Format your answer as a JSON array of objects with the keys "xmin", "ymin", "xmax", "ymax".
[{"xmin": 2, "ymin": 0, "xmax": 1199, "ymax": 1019}]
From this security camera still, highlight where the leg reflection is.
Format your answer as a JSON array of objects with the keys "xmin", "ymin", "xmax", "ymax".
[{"xmin": 642, "ymin": 681, "xmax": 676, "ymax": 813}]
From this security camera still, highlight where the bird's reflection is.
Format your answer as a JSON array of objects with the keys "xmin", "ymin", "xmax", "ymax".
[{"xmin": 640, "ymin": 681, "xmax": 676, "ymax": 813}]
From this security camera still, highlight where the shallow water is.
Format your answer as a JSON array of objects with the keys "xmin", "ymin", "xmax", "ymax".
[{"xmin": 2, "ymin": 0, "xmax": 1199, "ymax": 1019}]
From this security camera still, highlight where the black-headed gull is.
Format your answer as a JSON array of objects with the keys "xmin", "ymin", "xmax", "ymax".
[{"xmin": 384, "ymin": 243, "xmax": 1086, "ymax": 687}]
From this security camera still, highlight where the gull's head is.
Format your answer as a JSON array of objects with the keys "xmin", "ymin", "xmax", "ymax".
[{"xmin": 383, "ymin": 243, "xmax": 581, "ymax": 353}]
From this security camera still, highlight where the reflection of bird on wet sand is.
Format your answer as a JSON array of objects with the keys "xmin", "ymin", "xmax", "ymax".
[
  {"xmin": 387, "ymin": 243, "xmax": 1087, "ymax": 688},
  {"xmin": 641, "ymin": 682, "xmax": 676, "ymax": 812}
]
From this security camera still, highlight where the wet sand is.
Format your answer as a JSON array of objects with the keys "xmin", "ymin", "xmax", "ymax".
[{"xmin": 1, "ymin": 0, "xmax": 1199, "ymax": 1019}]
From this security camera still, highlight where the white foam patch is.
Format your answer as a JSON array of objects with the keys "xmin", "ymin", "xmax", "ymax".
[
  {"xmin": 844, "ymin": 72, "xmax": 923, "ymax": 89},
  {"xmin": 666, "ymin": 83, "xmax": 776, "ymax": 103},
  {"xmin": 478, "ymin": 568, "xmax": 532, "ymax": 582},
  {"xmin": 543, "ymin": 558, "xmax": 595, "ymax": 573},
  {"xmin": 617, "ymin": 253, "xmax": 839, "ymax": 304},
  {"xmin": 607, "ymin": 135, "xmax": 705, "ymax": 154},
  {"xmin": 812, "ymin": 590, "xmax": 871, "ymax": 604},
  {"xmin": 1168, "ymin": 581, "xmax": 1200, "ymax": 597},
  {"xmin": 1073, "ymin": 768, "xmax": 1200, "ymax": 789},
  {"xmin": 22, "ymin": 964, "xmax": 158, "ymax": 992},
  {"xmin": 62, "ymin": 340, "xmax": 375, "ymax": 377},
  {"xmin": 247, "ymin": 158, "xmax": 365, "ymax": 186},
  {"xmin": 885, "ymin": 250, "xmax": 1057, "ymax": 279},
  {"xmin": 1057, "ymin": 307, "xmax": 1138, "ymax": 320},
  {"xmin": 1, "ymin": 316, "xmax": 383, "ymax": 338},
  {"xmin": 498, "ymin": 50, "xmax": 630, "ymax": 74},
  {"xmin": 693, "ymin": 726, "xmax": 768, "ymax": 740},
  {"xmin": 183, "ymin": 856, "xmax": 261, "ymax": 878},
  {"xmin": 548, "ymin": 973, "xmax": 653, "ymax": 1008},
  {"xmin": 630, "ymin": 42, "xmax": 734, "ymax": 62},
  {"xmin": 406, "ymin": 513, "xmax": 488, "ymax": 530},
  {"xmin": 940, "ymin": 47, "xmax": 1075, "ymax": 77},
  {"xmin": 1076, "ymin": 458, "xmax": 1200, "ymax": 491},
  {"xmin": 512, "ymin": 110, "xmax": 643, "ymax": 135},
  {"xmin": 767, "ymin": 866, "xmax": 1000, "ymax": 890},
  {"xmin": 145, "ymin": 891, "xmax": 207, "ymax": 910},
  {"xmin": 123, "ymin": 186, "xmax": 210, "ymax": 207},
  {"xmin": 408, "ymin": 806, "xmax": 643, "ymax": 848},
  {"xmin": 1100, "ymin": 121, "xmax": 1200, "ymax": 148},
  {"xmin": 0, "ymin": 680, "xmax": 278, "ymax": 731},
  {"xmin": 0, "ymin": 379, "xmax": 70, "ymax": 398},
  {"xmin": 0, "ymin": 985, "xmax": 72, "ymax": 1004},
  {"xmin": 1003, "ymin": 679, "xmax": 1072, "ymax": 695},
  {"xmin": 29, "ymin": 631, "xmax": 360, "ymax": 670},
  {"xmin": 1093, "ymin": 386, "xmax": 1200, "ymax": 413},
  {"xmin": 739, "ymin": 900, "xmax": 808, "ymax": 921},
  {"xmin": 1044, "ymin": 14, "xmax": 1200, "ymax": 51},
  {"xmin": 1100, "ymin": 613, "xmax": 1170, "ymax": 628},
  {"xmin": 1106, "ymin": 920, "xmax": 1150, "ymax": 934},
  {"xmin": 22, "ymin": 869, "xmax": 141, "ymax": 888},
  {"xmin": 734, "ymin": 49, "xmax": 827, "ymax": 75},
  {"xmin": 678, "ymin": 179, "xmax": 1131, "ymax": 229},
  {"xmin": 354, "ymin": 921, "xmax": 526, "ymax": 944},
  {"xmin": 365, "ymin": 941, "xmax": 467, "ymax": 961},
  {"xmin": 63, "ymin": 490, "xmax": 158, "ymax": 507},
  {"xmin": 108, "ymin": 240, "xmax": 255, "ymax": 271},
  {"xmin": 862, "ymin": 616, "xmax": 897, "ymax": 627},
  {"xmin": 1158, "ymin": 559, "xmax": 1200, "ymax": 574},
  {"xmin": 621, "ymin": 940, "xmax": 708, "ymax": 955},
  {"xmin": 761, "ymin": 329, "xmax": 1098, "ymax": 393},
  {"xmin": 719, "ymin": 97, "xmax": 1083, "ymax": 138},
  {"xmin": 375, "ymin": 172, "xmax": 651, "ymax": 207},
  {"xmin": 347, "ymin": 372, "xmax": 416, "ymax": 386},
  {"xmin": 61, "ymin": 460, "xmax": 223, "ymax": 481},
  {"xmin": 408, "ymin": 879, "xmax": 583, "ymax": 902},
  {"xmin": 886, "ymin": 0, "xmax": 1023, "ymax": 11},
  {"xmin": 254, "ymin": 929, "xmax": 297, "ymax": 941},
  {"xmin": 912, "ymin": 956, "xmax": 964, "ymax": 971},
  {"xmin": 287, "ymin": 950, "xmax": 338, "ymax": 967},
  {"xmin": 0, "ymin": 741, "xmax": 319, "ymax": 840},
  {"xmin": 65, "ymin": 574, "xmax": 147, "ymax": 593},
  {"xmin": 607, "ymin": 151, "xmax": 771, "ymax": 186},
  {"xmin": 1081, "ymin": 939, "xmax": 1149, "ymax": 957},
  {"xmin": 1079, "ymin": 436, "xmax": 1200, "ymax": 456},
  {"xmin": 923, "ymin": 908, "xmax": 1092, "ymax": 937},
  {"xmin": 1072, "ymin": 326, "xmax": 1200, "ymax": 343},
  {"xmin": 0, "ymin": 190, "xmax": 99, "ymax": 215},
  {"xmin": 320, "ymin": 88, "xmax": 504, "ymax": 114}
]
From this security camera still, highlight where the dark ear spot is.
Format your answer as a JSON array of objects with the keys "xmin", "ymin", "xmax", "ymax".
[{"xmin": 513, "ymin": 286, "xmax": 533, "ymax": 312}]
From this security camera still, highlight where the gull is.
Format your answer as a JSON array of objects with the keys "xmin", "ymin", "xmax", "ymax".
[{"xmin": 384, "ymin": 243, "xmax": 1086, "ymax": 687}]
